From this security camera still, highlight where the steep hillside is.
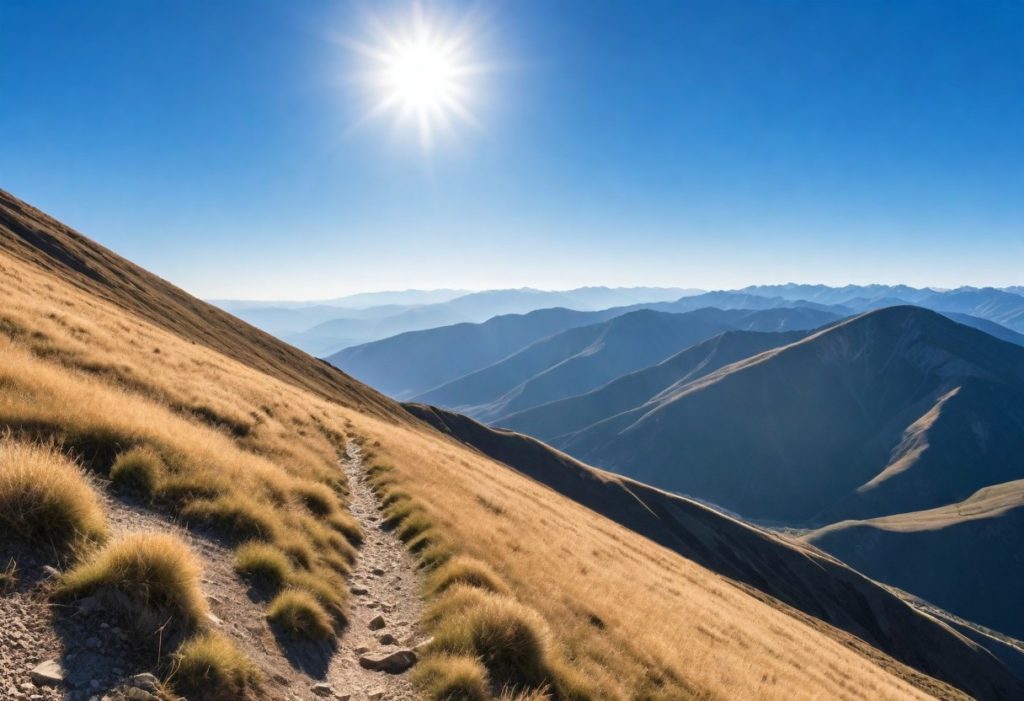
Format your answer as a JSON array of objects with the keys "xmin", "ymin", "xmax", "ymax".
[
  {"xmin": 942, "ymin": 311, "xmax": 1024, "ymax": 346},
  {"xmin": 806, "ymin": 479, "xmax": 1024, "ymax": 640},
  {"xmin": 561, "ymin": 306, "xmax": 1024, "ymax": 525},
  {"xmin": 500, "ymin": 329, "xmax": 807, "ymax": 442},
  {"xmin": 406, "ymin": 404, "xmax": 1023, "ymax": 699},
  {"xmin": 0, "ymin": 190, "xmax": 984, "ymax": 700},
  {"xmin": 0, "ymin": 189, "xmax": 399, "ymax": 422},
  {"xmin": 417, "ymin": 308, "xmax": 840, "ymax": 421}
]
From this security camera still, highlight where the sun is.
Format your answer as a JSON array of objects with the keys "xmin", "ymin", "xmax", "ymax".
[
  {"xmin": 383, "ymin": 33, "xmax": 460, "ymax": 113},
  {"xmin": 348, "ymin": 7, "xmax": 483, "ymax": 149}
]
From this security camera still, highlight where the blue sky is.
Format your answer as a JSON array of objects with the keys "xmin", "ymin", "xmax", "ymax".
[{"xmin": 1, "ymin": 0, "xmax": 1023, "ymax": 299}]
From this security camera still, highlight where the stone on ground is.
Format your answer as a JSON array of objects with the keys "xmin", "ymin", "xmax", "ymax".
[
  {"xmin": 30, "ymin": 659, "xmax": 63, "ymax": 687},
  {"xmin": 358, "ymin": 649, "xmax": 417, "ymax": 674}
]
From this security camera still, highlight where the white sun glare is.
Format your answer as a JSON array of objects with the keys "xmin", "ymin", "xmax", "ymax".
[{"xmin": 348, "ymin": 6, "xmax": 483, "ymax": 149}]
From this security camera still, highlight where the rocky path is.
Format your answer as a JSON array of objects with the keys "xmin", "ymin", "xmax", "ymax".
[
  {"xmin": 325, "ymin": 442, "xmax": 426, "ymax": 700},
  {"xmin": 0, "ymin": 440, "xmax": 425, "ymax": 701}
]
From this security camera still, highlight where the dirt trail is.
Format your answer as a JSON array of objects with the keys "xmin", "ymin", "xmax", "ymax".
[
  {"xmin": 326, "ymin": 442, "xmax": 426, "ymax": 699},
  {"xmin": 0, "ymin": 441, "xmax": 425, "ymax": 701}
]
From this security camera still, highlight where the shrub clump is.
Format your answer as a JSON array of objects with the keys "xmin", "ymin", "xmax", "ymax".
[
  {"xmin": 267, "ymin": 589, "xmax": 334, "ymax": 640},
  {"xmin": 170, "ymin": 631, "xmax": 261, "ymax": 701},
  {"xmin": 57, "ymin": 532, "xmax": 208, "ymax": 637},
  {"xmin": 233, "ymin": 542, "xmax": 291, "ymax": 591},
  {"xmin": 427, "ymin": 555, "xmax": 511, "ymax": 597},
  {"xmin": 412, "ymin": 654, "xmax": 491, "ymax": 701},
  {"xmin": 110, "ymin": 445, "xmax": 164, "ymax": 496},
  {"xmin": 0, "ymin": 438, "xmax": 108, "ymax": 550}
]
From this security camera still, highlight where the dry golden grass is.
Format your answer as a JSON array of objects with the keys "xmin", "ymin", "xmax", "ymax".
[
  {"xmin": 0, "ymin": 241, "xmax": 948, "ymax": 700},
  {"xmin": 426, "ymin": 555, "xmax": 512, "ymax": 597},
  {"xmin": 413, "ymin": 654, "xmax": 492, "ymax": 701},
  {"xmin": 109, "ymin": 445, "xmax": 164, "ymax": 496},
  {"xmin": 234, "ymin": 542, "xmax": 293, "ymax": 591},
  {"xmin": 0, "ymin": 437, "xmax": 108, "ymax": 550},
  {"xmin": 0, "ymin": 253, "xmax": 357, "ymax": 657},
  {"xmin": 357, "ymin": 420, "xmax": 938, "ymax": 701},
  {"xmin": 57, "ymin": 532, "xmax": 208, "ymax": 637},
  {"xmin": 267, "ymin": 588, "xmax": 334, "ymax": 640},
  {"xmin": 170, "ymin": 630, "xmax": 262, "ymax": 701}
]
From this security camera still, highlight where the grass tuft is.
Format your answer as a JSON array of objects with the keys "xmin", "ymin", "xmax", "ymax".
[
  {"xmin": 292, "ymin": 480, "xmax": 336, "ymax": 516},
  {"xmin": 412, "ymin": 654, "xmax": 491, "ymax": 701},
  {"xmin": 396, "ymin": 511, "xmax": 433, "ymax": 543},
  {"xmin": 325, "ymin": 511, "xmax": 363, "ymax": 546},
  {"xmin": 110, "ymin": 445, "xmax": 163, "ymax": 496},
  {"xmin": 430, "ymin": 587, "xmax": 554, "ymax": 691},
  {"xmin": 233, "ymin": 542, "xmax": 292, "ymax": 591},
  {"xmin": 170, "ymin": 631, "xmax": 261, "ymax": 701},
  {"xmin": 427, "ymin": 555, "xmax": 511, "ymax": 597},
  {"xmin": 288, "ymin": 570, "xmax": 348, "ymax": 623},
  {"xmin": 57, "ymin": 532, "xmax": 208, "ymax": 637},
  {"xmin": 267, "ymin": 588, "xmax": 334, "ymax": 640},
  {"xmin": 181, "ymin": 495, "xmax": 281, "ymax": 542},
  {"xmin": 0, "ymin": 438, "xmax": 108, "ymax": 550}
]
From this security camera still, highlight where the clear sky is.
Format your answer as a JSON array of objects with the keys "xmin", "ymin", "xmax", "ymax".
[{"xmin": 2, "ymin": 0, "xmax": 1023, "ymax": 299}]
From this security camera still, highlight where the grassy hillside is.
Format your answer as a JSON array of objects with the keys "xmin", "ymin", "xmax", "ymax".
[
  {"xmin": 406, "ymin": 403, "xmax": 1023, "ymax": 699},
  {"xmin": 0, "ymin": 188, "xmax": 1011, "ymax": 700},
  {"xmin": 807, "ymin": 480, "xmax": 1024, "ymax": 639}
]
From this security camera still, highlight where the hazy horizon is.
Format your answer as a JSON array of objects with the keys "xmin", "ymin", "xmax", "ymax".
[{"xmin": 208, "ymin": 281, "xmax": 1019, "ymax": 305}]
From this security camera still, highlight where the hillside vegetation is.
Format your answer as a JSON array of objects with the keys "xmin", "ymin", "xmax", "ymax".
[{"xmin": 0, "ymin": 188, "xmax": 1010, "ymax": 700}]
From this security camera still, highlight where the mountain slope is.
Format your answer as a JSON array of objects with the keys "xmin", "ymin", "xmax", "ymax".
[
  {"xmin": 0, "ymin": 189, "xmax": 399, "ymax": 421},
  {"xmin": 418, "ymin": 309, "xmax": 739, "ymax": 418},
  {"xmin": 500, "ymin": 329, "xmax": 808, "ymax": 442},
  {"xmin": 806, "ymin": 479, "xmax": 1024, "ymax": 639},
  {"xmin": 941, "ymin": 311, "xmax": 1024, "ymax": 346},
  {"xmin": 406, "ymin": 404, "xmax": 1024, "ymax": 700},
  {"xmin": 561, "ymin": 306, "xmax": 1024, "ymax": 525},
  {"xmin": 417, "ymin": 307, "xmax": 841, "ymax": 421}
]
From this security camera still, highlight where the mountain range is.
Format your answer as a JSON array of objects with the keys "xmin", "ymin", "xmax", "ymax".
[
  {"xmin": 414, "ymin": 307, "xmax": 841, "ymax": 420},
  {"xmin": 221, "ymin": 283, "xmax": 1024, "ymax": 358},
  {"xmin": 214, "ymin": 286, "xmax": 698, "ymax": 354}
]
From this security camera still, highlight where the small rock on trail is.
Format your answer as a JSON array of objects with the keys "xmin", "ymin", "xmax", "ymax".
[{"xmin": 359, "ymin": 649, "xmax": 418, "ymax": 674}]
